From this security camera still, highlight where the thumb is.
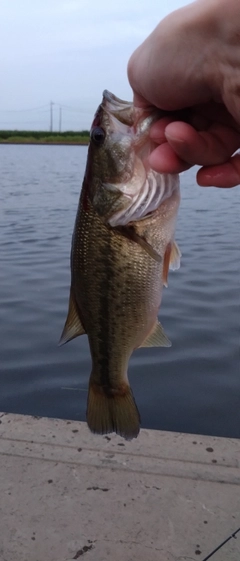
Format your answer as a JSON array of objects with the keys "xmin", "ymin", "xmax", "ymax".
[{"xmin": 132, "ymin": 92, "xmax": 153, "ymax": 109}]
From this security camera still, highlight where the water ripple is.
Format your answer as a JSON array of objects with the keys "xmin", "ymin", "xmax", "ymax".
[{"xmin": 0, "ymin": 145, "xmax": 239, "ymax": 437}]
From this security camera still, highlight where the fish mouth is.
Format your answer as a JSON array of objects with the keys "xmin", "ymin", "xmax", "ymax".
[
  {"xmin": 90, "ymin": 91, "xmax": 180, "ymax": 228},
  {"xmin": 101, "ymin": 90, "xmax": 135, "ymax": 127},
  {"xmin": 101, "ymin": 90, "xmax": 166, "ymax": 133},
  {"xmin": 93, "ymin": 90, "xmax": 160, "ymax": 139},
  {"xmin": 102, "ymin": 90, "xmax": 132, "ymax": 107},
  {"xmin": 101, "ymin": 90, "xmax": 164, "ymax": 151}
]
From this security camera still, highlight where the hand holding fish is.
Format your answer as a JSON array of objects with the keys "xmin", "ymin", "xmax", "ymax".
[{"xmin": 128, "ymin": 0, "xmax": 240, "ymax": 188}]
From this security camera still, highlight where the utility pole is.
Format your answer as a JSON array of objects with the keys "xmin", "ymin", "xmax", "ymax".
[
  {"xmin": 50, "ymin": 101, "xmax": 54, "ymax": 132},
  {"xmin": 59, "ymin": 106, "xmax": 62, "ymax": 133}
]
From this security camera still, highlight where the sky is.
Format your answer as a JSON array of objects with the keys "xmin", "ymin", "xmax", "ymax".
[{"xmin": 1, "ymin": 0, "xmax": 192, "ymax": 131}]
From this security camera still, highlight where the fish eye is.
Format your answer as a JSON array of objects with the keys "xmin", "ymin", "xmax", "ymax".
[{"xmin": 91, "ymin": 127, "xmax": 105, "ymax": 145}]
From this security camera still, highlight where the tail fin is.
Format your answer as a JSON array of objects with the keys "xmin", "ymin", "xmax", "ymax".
[{"xmin": 87, "ymin": 380, "xmax": 140, "ymax": 440}]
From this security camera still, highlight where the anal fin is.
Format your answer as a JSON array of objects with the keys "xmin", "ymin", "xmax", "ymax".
[
  {"xmin": 140, "ymin": 321, "xmax": 171, "ymax": 348},
  {"xmin": 59, "ymin": 288, "xmax": 86, "ymax": 346}
]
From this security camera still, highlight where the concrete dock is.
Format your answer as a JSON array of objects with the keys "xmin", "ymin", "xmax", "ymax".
[{"xmin": 0, "ymin": 413, "xmax": 239, "ymax": 561}]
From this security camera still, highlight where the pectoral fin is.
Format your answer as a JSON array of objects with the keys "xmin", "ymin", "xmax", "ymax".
[
  {"xmin": 140, "ymin": 321, "xmax": 172, "ymax": 348},
  {"xmin": 116, "ymin": 225, "xmax": 162, "ymax": 263},
  {"xmin": 59, "ymin": 289, "xmax": 86, "ymax": 346},
  {"xmin": 135, "ymin": 234, "xmax": 162, "ymax": 263},
  {"xmin": 169, "ymin": 241, "xmax": 181, "ymax": 271},
  {"xmin": 163, "ymin": 241, "xmax": 181, "ymax": 287}
]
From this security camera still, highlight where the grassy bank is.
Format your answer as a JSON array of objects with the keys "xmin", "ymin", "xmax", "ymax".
[{"xmin": 0, "ymin": 130, "xmax": 90, "ymax": 145}]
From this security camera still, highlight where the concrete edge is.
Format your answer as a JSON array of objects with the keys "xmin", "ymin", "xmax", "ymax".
[{"xmin": 1, "ymin": 413, "xmax": 239, "ymax": 485}]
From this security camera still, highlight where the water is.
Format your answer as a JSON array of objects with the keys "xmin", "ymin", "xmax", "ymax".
[{"xmin": 0, "ymin": 144, "xmax": 239, "ymax": 438}]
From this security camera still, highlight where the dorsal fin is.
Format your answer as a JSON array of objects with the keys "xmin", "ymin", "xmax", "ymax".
[
  {"xmin": 139, "ymin": 321, "xmax": 171, "ymax": 348},
  {"xmin": 59, "ymin": 289, "xmax": 86, "ymax": 346}
]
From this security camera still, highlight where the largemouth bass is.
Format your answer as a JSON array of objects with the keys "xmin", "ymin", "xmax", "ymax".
[{"xmin": 60, "ymin": 90, "xmax": 181, "ymax": 440}]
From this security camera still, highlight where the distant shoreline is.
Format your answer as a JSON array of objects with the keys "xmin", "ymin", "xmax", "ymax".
[
  {"xmin": 0, "ymin": 140, "xmax": 89, "ymax": 146},
  {"xmin": 0, "ymin": 130, "xmax": 90, "ymax": 146}
]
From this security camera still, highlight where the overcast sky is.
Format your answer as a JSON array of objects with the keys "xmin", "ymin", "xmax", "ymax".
[{"xmin": 1, "ymin": 0, "xmax": 192, "ymax": 131}]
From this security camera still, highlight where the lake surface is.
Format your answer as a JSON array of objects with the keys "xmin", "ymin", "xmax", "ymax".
[{"xmin": 0, "ymin": 144, "xmax": 239, "ymax": 438}]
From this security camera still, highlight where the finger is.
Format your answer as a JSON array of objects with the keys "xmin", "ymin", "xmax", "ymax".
[
  {"xmin": 150, "ymin": 117, "xmax": 177, "ymax": 144},
  {"xmin": 151, "ymin": 113, "xmax": 211, "ymax": 140},
  {"xmin": 191, "ymin": 102, "xmax": 240, "ymax": 132},
  {"xmin": 164, "ymin": 122, "xmax": 240, "ymax": 166},
  {"xmin": 197, "ymin": 153, "xmax": 240, "ymax": 188},
  {"xmin": 148, "ymin": 142, "xmax": 191, "ymax": 174}
]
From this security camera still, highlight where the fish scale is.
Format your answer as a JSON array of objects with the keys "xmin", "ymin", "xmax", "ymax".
[{"xmin": 60, "ymin": 90, "xmax": 181, "ymax": 440}]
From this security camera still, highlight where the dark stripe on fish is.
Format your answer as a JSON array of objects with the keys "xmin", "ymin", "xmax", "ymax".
[
  {"xmin": 97, "ymin": 236, "xmax": 112, "ymax": 394},
  {"xmin": 114, "ymin": 225, "xmax": 162, "ymax": 263}
]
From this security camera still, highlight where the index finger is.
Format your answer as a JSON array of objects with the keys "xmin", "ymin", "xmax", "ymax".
[{"xmin": 164, "ymin": 122, "xmax": 240, "ymax": 166}]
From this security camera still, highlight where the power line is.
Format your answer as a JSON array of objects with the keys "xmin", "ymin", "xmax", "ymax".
[
  {"xmin": 0, "ymin": 120, "xmax": 49, "ymax": 125},
  {"xmin": 60, "ymin": 104, "xmax": 89, "ymax": 113},
  {"xmin": 49, "ymin": 102, "xmax": 94, "ymax": 114},
  {"xmin": 0, "ymin": 100, "xmax": 92, "ymax": 130},
  {"xmin": 0, "ymin": 104, "xmax": 49, "ymax": 113},
  {"xmin": 0, "ymin": 103, "xmax": 93, "ymax": 114}
]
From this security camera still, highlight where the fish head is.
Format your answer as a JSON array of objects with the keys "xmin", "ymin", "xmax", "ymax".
[{"xmin": 85, "ymin": 90, "xmax": 178, "ymax": 226}]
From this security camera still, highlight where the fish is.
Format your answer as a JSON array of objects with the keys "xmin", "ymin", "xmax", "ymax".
[{"xmin": 59, "ymin": 90, "xmax": 181, "ymax": 440}]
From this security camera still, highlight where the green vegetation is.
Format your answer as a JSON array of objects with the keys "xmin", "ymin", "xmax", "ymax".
[{"xmin": 0, "ymin": 130, "xmax": 90, "ymax": 145}]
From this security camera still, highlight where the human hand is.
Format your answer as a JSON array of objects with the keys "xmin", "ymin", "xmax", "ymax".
[
  {"xmin": 128, "ymin": 0, "xmax": 240, "ymax": 187},
  {"xmin": 149, "ymin": 103, "xmax": 240, "ymax": 188}
]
